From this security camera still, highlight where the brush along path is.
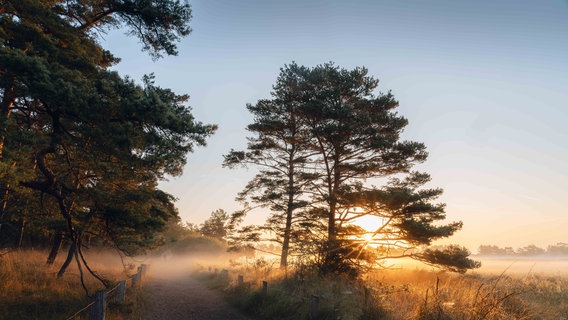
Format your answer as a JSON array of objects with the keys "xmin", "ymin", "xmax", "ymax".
[{"xmin": 143, "ymin": 272, "xmax": 252, "ymax": 320}]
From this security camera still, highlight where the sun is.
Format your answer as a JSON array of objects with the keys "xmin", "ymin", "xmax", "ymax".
[
  {"xmin": 361, "ymin": 232, "xmax": 374, "ymax": 242},
  {"xmin": 351, "ymin": 215, "xmax": 386, "ymax": 233}
]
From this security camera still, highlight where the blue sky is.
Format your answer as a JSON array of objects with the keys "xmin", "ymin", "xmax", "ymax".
[{"xmin": 103, "ymin": 0, "xmax": 568, "ymax": 250}]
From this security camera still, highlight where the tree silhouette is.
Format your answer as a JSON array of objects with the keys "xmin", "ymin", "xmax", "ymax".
[
  {"xmin": 228, "ymin": 62, "xmax": 479, "ymax": 276},
  {"xmin": 201, "ymin": 209, "xmax": 230, "ymax": 240},
  {"xmin": 224, "ymin": 64, "xmax": 316, "ymax": 269}
]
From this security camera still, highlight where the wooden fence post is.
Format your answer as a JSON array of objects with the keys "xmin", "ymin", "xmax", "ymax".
[
  {"xmin": 238, "ymin": 275, "xmax": 244, "ymax": 286},
  {"xmin": 140, "ymin": 264, "xmax": 148, "ymax": 276},
  {"xmin": 136, "ymin": 266, "xmax": 143, "ymax": 284},
  {"xmin": 220, "ymin": 269, "xmax": 228, "ymax": 278},
  {"xmin": 90, "ymin": 290, "xmax": 107, "ymax": 320},
  {"xmin": 262, "ymin": 281, "xmax": 268, "ymax": 295},
  {"xmin": 131, "ymin": 273, "xmax": 139, "ymax": 288},
  {"xmin": 116, "ymin": 280, "xmax": 126, "ymax": 304},
  {"xmin": 363, "ymin": 286, "xmax": 370, "ymax": 304},
  {"xmin": 309, "ymin": 295, "xmax": 319, "ymax": 319}
]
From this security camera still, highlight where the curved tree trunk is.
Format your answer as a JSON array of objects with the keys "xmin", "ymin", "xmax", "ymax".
[
  {"xmin": 46, "ymin": 232, "xmax": 63, "ymax": 265},
  {"xmin": 57, "ymin": 240, "xmax": 76, "ymax": 277}
]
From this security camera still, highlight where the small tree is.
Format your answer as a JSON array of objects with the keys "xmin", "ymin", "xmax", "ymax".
[{"xmin": 201, "ymin": 209, "xmax": 230, "ymax": 240}]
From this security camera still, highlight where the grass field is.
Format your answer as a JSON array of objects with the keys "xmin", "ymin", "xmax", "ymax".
[
  {"xmin": 198, "ymin": 257, "xmax": 568, "ymax": 320},
  {"xmin": 0, "ymin": 249, "xmax": 144, "ymax": 320}
]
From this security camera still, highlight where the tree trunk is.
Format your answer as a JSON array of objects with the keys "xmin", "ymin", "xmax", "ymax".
[
  {"xmin": 280, "ymin": 152, "xmax": 296, "ymax": 270},
  {"xmin": 328, "ymin": 163, "xmax": 341, "ymax": 242},
  {"xmin": 57, "ymin": 199, "xmax": 77, "ymax": 277},
  {"xmin": 328, "ymin": 201, "xmax": 336, "ymax": 241},
  {"xmin": 280, "ymin": 195, "xmax": 294, "ymax": 269},
  {"xmin": 0, "ymin": 86, "xmax": 15, "ymax": 237},
  {"xmin": 47, "ymin": 232, "xmax": 63, "ymax": 265},
  {"xmin": 0, "ymin": 85, "xmax": 14, "ymax": 158},
  {"xmin": 57, "ymin": 240, "xmax": 76, "ymax": 277},
  {"xmin": 0, "ymin": 185, "xmax": 9, "ymax": 237},
  {"xmin": 17, "ymin": 218, "xmax": 25, "ymax": 248},
  {"xmin": 322, "ymin": 161, "xmax": 340, "ymax": 273}
]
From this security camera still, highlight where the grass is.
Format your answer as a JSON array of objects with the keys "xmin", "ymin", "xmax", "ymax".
[
  {"xmin": 196, "ymin": 257, "xmax": 568, "ymax": 320},
  {"xmin": 0, "ymin": 249, "xmax": 145, "ymax": 320}
]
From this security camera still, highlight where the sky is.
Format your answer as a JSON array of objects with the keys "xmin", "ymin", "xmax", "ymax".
[{"xmin": 103, "ymin": 0, "xmax": 568, "ymax": 251}]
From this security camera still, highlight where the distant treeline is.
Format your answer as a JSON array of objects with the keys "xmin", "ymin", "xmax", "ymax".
[{"xmin": 477, "ymin": 243, "xmax": 568, "ymax": 256}]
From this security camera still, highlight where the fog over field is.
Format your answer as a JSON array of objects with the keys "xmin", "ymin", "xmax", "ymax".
[
  {"xmin": 338, "ymin": 255, "xmax": 568, "ymax": 277},
  {"xmin": 474, "ymin": 257, "xmax": 568, "ymax": 276},
  {"xmin": 141, "ymin": 250, "xmax": 568, "ymax": 279}
]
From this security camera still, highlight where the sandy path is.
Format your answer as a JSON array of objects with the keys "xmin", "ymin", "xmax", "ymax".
[{"xmin": 143, "ymin": 272, "xmax": 252, "ymax": 320}]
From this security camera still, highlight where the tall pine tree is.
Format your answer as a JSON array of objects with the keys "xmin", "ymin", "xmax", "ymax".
[{"xmin": 224, "ymin": 64, "xmax": 315, "ymax": 269}]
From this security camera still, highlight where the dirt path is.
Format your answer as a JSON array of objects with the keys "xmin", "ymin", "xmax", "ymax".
[{"xmin": 143, "ymin": 272, "xmax": 252, "ymax": 320}]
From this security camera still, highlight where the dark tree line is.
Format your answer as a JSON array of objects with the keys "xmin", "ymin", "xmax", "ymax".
[
  {"xmin": 226, "ymin": 63, "xmax": 480, "ymax": 276},
  {"xmin": 0, "ymin": 0, "xmax": 215, "ymax": 286}
]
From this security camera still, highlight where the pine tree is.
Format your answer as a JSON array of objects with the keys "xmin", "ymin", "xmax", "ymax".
[{"xmin": 224, "ymin": 64, "xmax": 316, "ymax": 269}]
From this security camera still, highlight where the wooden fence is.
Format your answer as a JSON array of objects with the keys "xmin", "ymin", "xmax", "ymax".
[{"xmin": 65, "ymin": 264, "xmax": 148, "ymax": 320}]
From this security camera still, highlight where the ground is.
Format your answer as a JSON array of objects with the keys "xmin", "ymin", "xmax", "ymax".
[{"xmin": 144, "ymin": 271, "xmax": 251, "ymax": 320}]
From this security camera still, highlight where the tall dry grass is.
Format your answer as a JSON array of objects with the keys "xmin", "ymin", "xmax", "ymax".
[
  {"xmin": 0, "ymin": 249, "xmax": 143, "ymax": 320},
  {"xmin": 365, "ymin": 269, "xmax": 533, "ymax": 319},
  {"xmin": 197, "ymin": 257, "xmax": 568, "ymax": 320}
]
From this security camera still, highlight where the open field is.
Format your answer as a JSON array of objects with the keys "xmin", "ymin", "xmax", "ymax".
[{"xmin": 196, "ymin": 256, "xmax": 568, "ymax": 320}]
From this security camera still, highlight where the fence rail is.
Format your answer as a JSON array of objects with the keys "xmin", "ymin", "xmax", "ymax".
[{"xmin": 65, "ymin": 264, "xmax": 148, "ymax": 320}]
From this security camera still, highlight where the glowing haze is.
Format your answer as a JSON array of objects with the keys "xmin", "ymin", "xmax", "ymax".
[{"xmin": 103, "ymin": 0, "xmax": 568, "ymax": 251}]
